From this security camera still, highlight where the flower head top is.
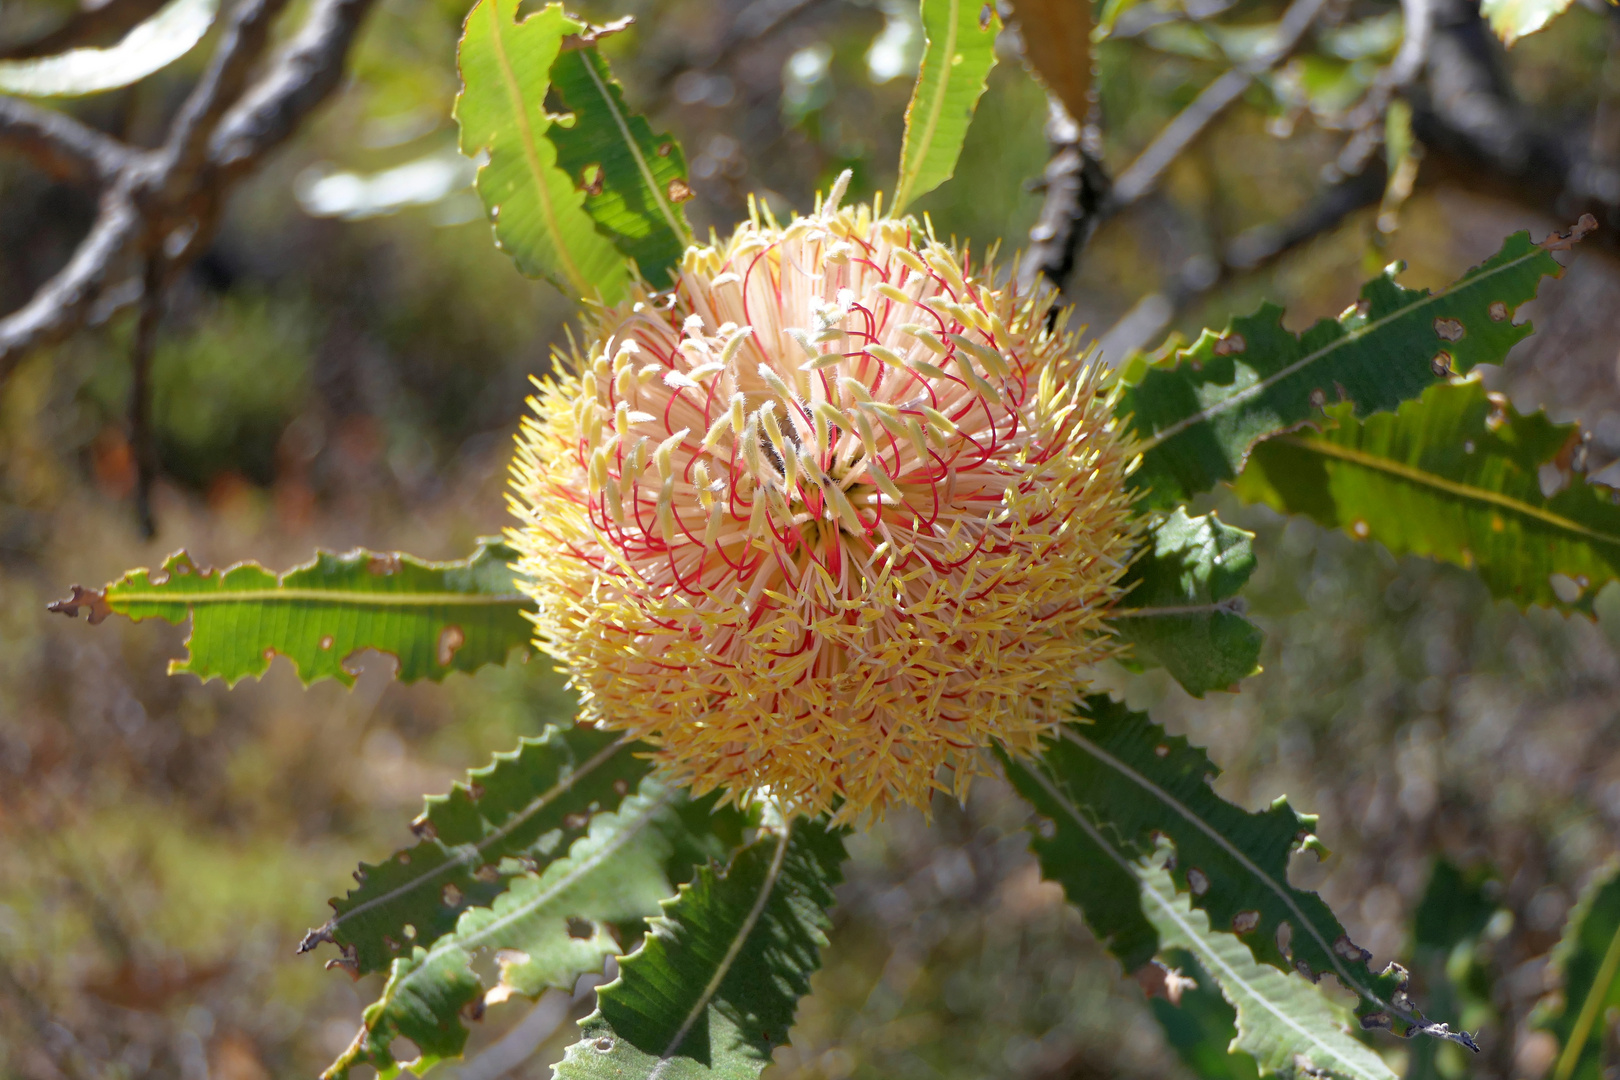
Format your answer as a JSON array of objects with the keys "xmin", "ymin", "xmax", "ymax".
[{"xmin": 511, "ymin": 177, "xmax": 1138, "ymax": 822}]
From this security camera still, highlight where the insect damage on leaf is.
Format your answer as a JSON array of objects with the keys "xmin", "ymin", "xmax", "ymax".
[
  {"xmin": 47, "ymin": 584, "xmax": 113, "ymax": 624},
  {"xmin": 1003, "ymin": 696, "xmax": 1481, "ymax": 1054},
  {"xmin": 1118, "ymin": 225, "xmax": 1581, "ymax": 508},
  {"xmin": 301, "ymin": 726, "xmax": 653, "ymax": 976},
  {"xmin": 48, "ymin": 539, "xmax": 535, "ymax": 686}
]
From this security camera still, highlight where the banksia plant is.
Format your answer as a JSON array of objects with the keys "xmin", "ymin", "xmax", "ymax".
[
  {"xmin": 509, "ymin": 180, "xmax": 1139, "ymax": 821},
  {"xmin": 52, "ymin": 4, "xmax": 1594, "ymax": 1076}
]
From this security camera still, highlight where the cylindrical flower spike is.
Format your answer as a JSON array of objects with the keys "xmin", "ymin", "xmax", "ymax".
[{"xmin": 509, "ymin": 182, "xmax": 1139, "ymax": 822}]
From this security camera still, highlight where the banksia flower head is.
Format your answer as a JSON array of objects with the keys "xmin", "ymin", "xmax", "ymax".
[{"xmin": 510, "ymin": 174, "xmax": 1138, "ymax": 822}]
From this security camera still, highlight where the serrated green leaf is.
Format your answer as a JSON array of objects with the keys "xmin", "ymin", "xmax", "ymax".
[
  {"xmin": 1113, "ymin": 509, "xmax": 1264, "ymax": 697},
  {"xmin": 51, "ymin": 538, "xmax": 534, "ymax": 687},
  {"xmin": 893, "ymin": 0, "xmax": 1000, "ymax": 211},
  {"xmin": 1004, "ymin": 744, "xmax": 1161, "ymax": 971},
  {"xmin": 301, "ymin": 725, "xmax": 653, "ymax": 975},
  {"xmin": 1232, "ymin": 378, "xmax": 1620, "ymax": 614},
  {"xmin": 455, "ymin": 0, "xmax": 629, "ymax": 300},
  {"xmin": 547, "ymin": 45, "xmax": 692, "ymax": 287},
  {"xmin": 1118, "ymin": 231, "xmax": 1566, "ymax": 510},
  {"xmin": 1143, "ymin": 865, "xmax": 1398, "ymax": 1080},
  {"xmin": 553, "ymin": 815, "xmax": 848, "ymax": 1080},
  {"xmin": 1002, "ymin": 696, "xmax": 1476, "ymax": 1050},
  {"xmin": 1535, "ymin": 863, "xmax": 1620, "ymax": 1080},
  {"xmin": 324, "ymin": 780, "xmax": 749, "ymax": 1080},
  {"xmin": 1149, "ymin": 949, "xmax": 1262, "ymax": 1080},
  {"xmin": 1005, "ymin": 725, "xmax": 1403, "ymax": 1080},
  {"xmin": 1480, "ymin": 0, "xmax": 1575, "ymax": 46},
  {"xmin": 0, "ymin": 0, "xmax": 217, "ymax": 96}
]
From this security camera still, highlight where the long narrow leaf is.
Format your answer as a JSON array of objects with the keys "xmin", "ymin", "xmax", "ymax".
[
  {"xmin": 0, "ymin": 0, "xmax": 217, "ymax": 96},
  {"xmin": 552, "ymin": 814, "xmax": 848, "ymax": 1080},
  {"xmin": 548, "ymin": 43, "xmax": 693, "ymax": 287},
  {"xmin": 1002, "ymin": 697, "xmax": 1477, "ymax": 1049},
  {"xmin": 1534, "ymin": 863, "xmax": 1620, "ymax": 1080},
  {"xmin": 48, "ymin": 537, "xmax": 534, "ymax": 686},
  {"xmin": 1142, "ymin": 864, "xmax": 1399, "ymax": 1080},
  {"xmin": 893, "ymin": 0, "xmax": 1000, "ymax": 211},
  {"xmin": 324, "ymin": 781, "xmax": 748, "ymax": 1079},
  {"xmin": 300, "ymin": 725, "xmax": 653, "ymax": 974},
  {"xmin": 1148, "ymin": 949, "xmax": 1262, "ymax": 1080},
  {"xmin": 1119, "ymin": 230, "xmax": 1570, "ymax": 509},
  {"xmin": 1112, "ymin": 509, "xmax": 1264, "ymax": 697},
  {"xmin": 1006, "ymin": 741, "xmax": 1401, "ymax": 1080},
  {"xmin": 455, "ymin": 0, "xmax": 629, "ymax": 300},
  {"xmin": 1234, "ymin": 377, "xmax": 1620, "ymax": 614}
]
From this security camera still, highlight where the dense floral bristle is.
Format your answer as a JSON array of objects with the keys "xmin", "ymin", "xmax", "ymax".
[{"xmin": 509, "ymin": 186, "xmax": 1139, "ymax": 822}]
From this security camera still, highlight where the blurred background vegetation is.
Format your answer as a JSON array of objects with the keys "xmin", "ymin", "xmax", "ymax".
[{"xmin": 4, "ymin": 0, "xmax": 1620, "ymax": 1076}]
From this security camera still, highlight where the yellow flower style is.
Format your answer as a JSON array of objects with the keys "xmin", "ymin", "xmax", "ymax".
[{"xmin": 510, "ymin": 181, "xmax": 1138, "ymax": 821}]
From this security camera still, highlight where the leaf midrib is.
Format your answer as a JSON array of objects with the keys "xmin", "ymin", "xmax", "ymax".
[
  {"xmin": 1274, "ymin": 434, "xmax": 1620, "ymax": 550},
  {"xmin": 113, "ymin": 589, "xmax": 531, "ymax": 607},
  {"xmin": 457, "ymin": 792, "xmax": 673, "ymax": 953},
  {"xmin": 1135, "ymin": 245, "xmax": 1548, "ymax": 455},
  {"xmin": 486, "ymin": 0, "xmax": 590, "ymax": 294},
  {"xmin": 325, "ymin": 735, "xmax": 637, "ymax": 938},
  {"xmin": 896, "ymin": 0, "xmax": 961, "ymax": 211},
  {"xmin": 1058, "ymin": 727, "xmax": 1405, "ymax": 1022},
  {"xmin": 1013, "ymin": 759, "xmax": 1387, "ymax": 1080},
  {"xmin": 577, "ymin": 52, "xmax": 689, "ymax": 244},
  {"xmin": 371, "ymin": 792, "xmax": 675, "ymax": 1043},
  {"xmin": 653, "ymin": 823, "xmax": 793, "ymax": 1072}
]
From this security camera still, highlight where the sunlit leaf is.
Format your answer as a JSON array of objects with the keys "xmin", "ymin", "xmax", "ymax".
[
  {"xmin": 302, "ymin": 724, "xmax": 653, "ymax": 974},
  {"xmin": 1118, "ymin": 231, "xmax": 1568, "ymax": 510},
  {"xmin": 455, "ymin": 0, "xmax": 629, "ymax": 300},
  {"xmin": 1148, "ymin": 949, "xmax": 1262, "ymax": 1080},
  {"xmin": 552, "ymin": 814, "xmax": 848, "ymax": 1080},
  {"xmin": 1142, "ymin": 864, "xmax": 1398, "ymax": 1080},
  {"xmin": 1002, "ymin": 696, "xmax": 1478, "ymax": 1050},
  {"xmin": 1480, "ymin": 0, "xmax": 1576, "ymax": 47},
  {"xmin": 893, "ymin": 0, "xmax": 1000, "ymax": 211},
  {"xmin": 48, "ymin": 538, "xmax": 535, "ymax": 686},
  {"xmin": 1112, "ymin": 509, "xmax": 1263, "ymax": 697},
  {"xmin": 324, "ymin": 780, "xmax": 750, "ymax": 1080},
  {"xmin": 1234, "ymin": 378, "xmax": 1620, "ymax": 614},
  {"xmin": 0, "ymin": 0, "xmax": 217, "ymax": 97},
  {"xmin": 548, "ymin": 43, "xmax": 692, "ymax": 287}
]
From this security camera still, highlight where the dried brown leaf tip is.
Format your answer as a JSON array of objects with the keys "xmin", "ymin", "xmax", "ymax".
[
  {"xmin": 47, "ymin": 585, "xmax": 113, "ymax": 625},
  {"xmin": 1541, "ymin": 213, "xmax": 1598, "ymax": 252},
  {"xmin": 561, "ymin": 14, "xmax": 634, "ymax": 50}
]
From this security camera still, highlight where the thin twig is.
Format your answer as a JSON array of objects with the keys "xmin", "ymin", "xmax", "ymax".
[
  {"xmin": 157, "ymin": 0, "xmax": 295, "ymax": 195},
  {"xmin": 1333, "ymin": 0, "xmax": 1433, "ymax": 134},
  {"xmin": 0, "ymin": 96, "xmax": 134, "ymax": 183},
  {"xmin": 1019, "ymin": 98, "xmax": 1112, "ymax": 294},
  {"xmin": 210, "ymin": 0, "xmax": 378, "ymax": 176},
  {"xmin": 0, "ymin": 0, "xmax": 379, "ymax": 533},
  {"xmin": 129, "ymin": 256, "xmax": 166, "ymax": 538},
  {"xmin": 0, "ymin": 182, "xmax": 148, "ymax": 381},
  {"xmin": 1109, "ymin": 0, "xmax": 1327, "ymax": 210},
  {"xmin": 0, "ymin": 0, "xmax": 380, "ymax": 379}
]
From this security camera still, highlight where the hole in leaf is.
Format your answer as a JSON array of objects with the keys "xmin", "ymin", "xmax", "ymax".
[{"xmin": 437, "ymin": 625, "xmax": 465, "ymax": 666}]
